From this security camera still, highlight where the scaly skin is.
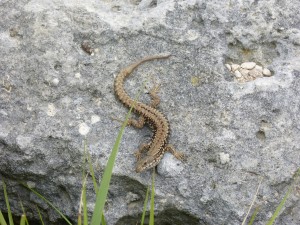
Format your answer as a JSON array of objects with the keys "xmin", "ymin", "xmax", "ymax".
[{"xmin": 114, "ymin": 54, "xmax": 184, "ymax": 173}]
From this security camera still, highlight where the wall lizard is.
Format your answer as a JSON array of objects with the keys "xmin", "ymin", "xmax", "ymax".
[{"xmin": 114, "ymin": 54, "xmax": 185, "ymax": 173}]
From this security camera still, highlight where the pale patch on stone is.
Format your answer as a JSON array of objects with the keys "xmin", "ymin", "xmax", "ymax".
[
  {"xmin": 219, "ymin": 152, "xmax": 230, "ymax": 164},
  {"xmin": 157, "ymin": 153, "xmax": 184, "ymax": 176},
  {"xmin": 47, "ymin": 103, "xmax": 57, "ymax": 116},
  {"xmin": 16, "ymin": 135, "xmax": 32, "ymax": 149},
  {"xmin": 186, "ymin": 29, "xmax": 199, "ymax": 41},
  {"xmin": 75, "ymin": 72, "xmax": 81, "ymax": 78},
  {"xmin": 91, "ymin": 115, "xmax": 100, "ymax": 124},
  {"xmin": 0, "ymin": 124, "xmax": 10, "ymax": 138},
  {"xmin": 26, "ymin": 181, "xmax": 36, "ymax": 188},
  {"xmin": 52, "ymin": 78, "xmax": 59, "ymax": 86},
  {"xmin": 79, "ymin": 122, "xmax": 90, "ymax": 136}
]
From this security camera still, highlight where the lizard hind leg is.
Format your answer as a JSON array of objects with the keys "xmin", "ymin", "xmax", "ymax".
[
  {"xmin": 164, "ymin": 144, "xmax": 186, "ymax": 161},
  {"xmin": 134, "ymin": 142, "xmax": 151, "ymax": 160}
]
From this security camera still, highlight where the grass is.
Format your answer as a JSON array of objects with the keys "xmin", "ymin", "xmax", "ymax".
[
  {"xmin": 1, "ymin": 86, "xmax": 300, "ymax": 225},
  {"xmin": 1, "ymin": 148, "xmax": 300, "ymax": 225}
]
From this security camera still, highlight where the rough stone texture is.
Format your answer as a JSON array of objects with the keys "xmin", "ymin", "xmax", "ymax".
[{"xmin": 1, "ymin": 0, "xmax": 300, "ymax": 224}]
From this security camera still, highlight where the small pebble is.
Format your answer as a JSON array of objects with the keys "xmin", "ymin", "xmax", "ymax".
[
  {"xmin": 234, "ymin": 70, "xmax": 242, "ymax": 78},
  {"xmin": 254, "ymin": 65, "xmax": 263, "ymax": 72},
  {"xmin": 241, "ymin": 62, "xmax": 256, "ymax": 70},
  {"xmin": 79, "ymin": 123, "xmax": 90, "ymax": 136},
  {"xmin": 249, "ymin": 69, "xmax": 263, "ymax": 78},
  {"xmin": 225, "ymin": 64, "xmax": 231, "ymax": 71},
  {"xmin": 239, "ymin": 68, "xmax": 250, "ymax": 77},
  {"xmin": 219, "ymin": 152, "xmax": 230, "ymax": 164},
  {"xmin": 262, "ymin": 68, "xmax": 272, "ymax": 76},
  {"xmin": 52, "ymin": 78, "xmax": 59, "ymax": 86},
  {"xmin": 231, "ymin": 64, "xmax": 240, "ymax": 72},
  {"xmin": 75, "ymin": 73, "xmax": 81, "ymax": 78}
]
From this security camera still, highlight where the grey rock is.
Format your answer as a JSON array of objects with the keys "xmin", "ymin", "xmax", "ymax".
[{"xmin": 1, "ymin": 0, "xmax": 300, "ymax": 225}]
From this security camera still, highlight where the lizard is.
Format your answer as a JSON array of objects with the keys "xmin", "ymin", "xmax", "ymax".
[{"xmin": 114, "ymin": 54, "xmax": 185, "ymax": 173}]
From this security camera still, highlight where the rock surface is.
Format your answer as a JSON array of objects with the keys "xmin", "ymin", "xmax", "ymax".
[{"xmin": 1, "ymin": 0, "xmax": 300, "ymax": 224}]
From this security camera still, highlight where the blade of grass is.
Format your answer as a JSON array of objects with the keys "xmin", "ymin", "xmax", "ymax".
[
  {"xmin": 22, "ymin": 184, "xmax": 72, "ymax": 225},
  {"xmin": 0, "ymin": 210, "xmax": 8, "ymax": 225},
  {"xmin": 19, "ymin": 200, "xmax": 29, "ymax": 225},
  {"xmin": 247, "ymin": 206, "xmax": 260, "ymax": 225},
  {"xmin": 140, "ymin": 186, "xmax": 150, "ymax": 225},
  {"xmin": 266, "ymin": 168, "xmax": 300, "ymax": 225},
  {"xmin": 90, "ymin": 107, "xmax": 132, "ymax": 225},
  {"xmin": 20, "ymin": 215, "xmax": 26, "ymax": 225},
  {"xmin": 149, "ymin": 169, "xmax": 156, "ymax": 225},
  {"xmin": 241, "ymin": 177, "xmax": 263, "ymax": 225},
  {"xmin": 82, "ymin": 178, "xmax": 88, "ymax": 225},
  {"xmin": 90, "ymin": 85, "xmax": 143, "ymax": 225},
  {"xmin": 266, "ymin": 185, "xmax": 293, "ymax": 225},
  {"xmin": 36, "ymin": 206, "xmax": 45, "ymax": 225},
  {"xmin": 85, "ymin": 141, "xmax": 99, "ymax": 194},
  {"xmin": 101, "ymin": 214, "xmax": 106, "ymax": 225},
  {"xmin": 2, "ymin": 180, "xmax": 14, "ymax": 225}
]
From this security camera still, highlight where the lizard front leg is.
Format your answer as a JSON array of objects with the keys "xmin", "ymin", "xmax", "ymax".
[{"xmin": 148, "ymin": 84, "xmax": 161, "ymax": 108}]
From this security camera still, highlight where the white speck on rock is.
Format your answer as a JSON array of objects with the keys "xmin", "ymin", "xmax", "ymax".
[
  {"xmin": 79, "ymin": 123, "xmax": 90, "ymax": 136},
  {"xmin": 91, "ymin": 115, "xmax": 100, "ymax": 124},
  {"xmin": 47, "ymin": 103, "xmax": 57, "ymax": 116},
  {"xmin": 219, "ymin": 152, "xmax": 230, "ymax": 164},
  {"xmin": 75, "ymin": 73, "xmax": 81, "ymax": 78},
  {"xmin": 16, "ymin": 135, "xmax": 32, "ymax": 149},
  {"xmin": 241, "ymin": 62, "xmax": 256, "ymax": 70},
  {"xmin": 186, "ymin": 29, "xmax": 199, "ymax": 41},
  {"xmin": 52, "ymin": 78, "xmax": 59, "ymax": 86}
]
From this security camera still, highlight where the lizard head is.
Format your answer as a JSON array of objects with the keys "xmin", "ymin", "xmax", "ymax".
[{"xmin": 135, "ymin": 155, "xmax": 158, "ymax": 173}]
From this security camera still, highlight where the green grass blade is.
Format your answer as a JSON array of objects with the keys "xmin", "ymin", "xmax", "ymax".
[
  {"xmin": 90, "ymin": 111, "xmax": 131, "ymax": 225},
  {"xmin": 85, "ymin": 142, "xmax": 99, "ymax": 194},
  {"xmin": 20, "ymin": 215, "xmax": 26, "ymax": 225},
  {"xmin": 266, "ymin": 186, "xmax": 293, "ymax": 225},
  {"xmin": 140, "ymin": 186, "xmax": 150, "ymax": 225},
  {"xmin": 78, "ymin": 174, "xmax": 89, "ymax": 225},
  {"xmin": 0, "ymin": 210, "xmax": 8, "ymax": 225},
  {"xmin": 22, "ymin": 184, "xmax": 72, "ymax": 225},
  {"xmin": 247, "ymin": 206, "xmax": 260, "ymax": 225},
  {"xmin": 2, "ymin": 180, "xmax": 14, "ymax": 225},
  {"xmin": 19, "ymin": 200, "xmax": 29, "ymax": 225},
  {"xmin": 36, "ymin": 206, "xmax": 45, "ymax": 225},
  {"xmin": 266, "ymin": 168, "xmax": 300, "ymax": 225},
  {"xmin": 149, "ymin": 169, "xmax": 156, "ymax": 225},
  {"xmin": 90, "ymin": 88, "xmax": 142, "ymax": 225},
  {"xmin": 82, "ymin": 179, "xmax": 88, "ymax": 225},
  {"xmin": 101, "ymin": 214, "xmax": 106, "ymax": 225}
]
